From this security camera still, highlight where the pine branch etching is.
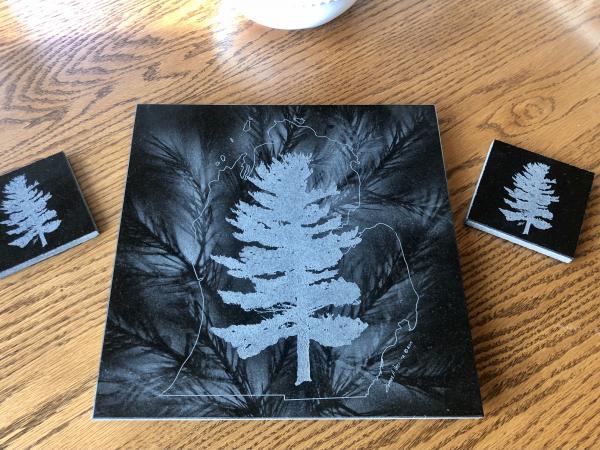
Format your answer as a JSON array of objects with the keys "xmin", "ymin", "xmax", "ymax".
[
  {"xmin": 210, "ymin": 153, "xmax": 368, "ymax": 386},
  {"xmin": 1, "ymin": 175, "xmax": 61, "ymax": 248},
  {"xmin": 499, "ymin": 162, "xmax": 559, "ymax": 235}
]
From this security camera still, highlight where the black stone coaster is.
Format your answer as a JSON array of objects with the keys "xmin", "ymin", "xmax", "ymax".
[
  {"xmin": 466, "ymin": 140, "xmax": 594, "ymax": 263},
  {"xmin": 0, "ymin": 152, "xmax": 99, "ymax": 278}
]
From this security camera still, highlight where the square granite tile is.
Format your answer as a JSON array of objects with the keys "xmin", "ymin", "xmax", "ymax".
[
  {"xmin": 0, "ymin": 152, "xmax": 99, "ymax": 278},
  {"xmin": 466, "ymin": 140, "xmax": 594, "ymax": 262}
]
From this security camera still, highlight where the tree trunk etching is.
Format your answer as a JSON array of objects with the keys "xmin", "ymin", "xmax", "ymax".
[{"xmin": 296, "ymin": 335, "xmax": 311, "ymax": 385}]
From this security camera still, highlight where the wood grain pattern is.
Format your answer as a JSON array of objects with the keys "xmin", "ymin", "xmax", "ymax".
[{"xmin": 0, "ymin": 0, "xmax": 598, "ymax": 448}]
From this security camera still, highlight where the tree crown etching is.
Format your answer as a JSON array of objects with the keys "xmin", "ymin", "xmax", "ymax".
[
  {"xmin": 210, "ymin": 152, "xmax": 368, "ymax": 386},
  {"xmin": 499, "ymin": 162, "xmax": 559, "ymax": 235},
  {"xmin": 1, "ymin": 175, "xmax": 61, "ymax": 248}
]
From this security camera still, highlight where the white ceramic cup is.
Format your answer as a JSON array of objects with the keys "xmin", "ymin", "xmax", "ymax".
[{"xmin": 238, "ymin": 0, "xmax": 358, "ymax": 30}]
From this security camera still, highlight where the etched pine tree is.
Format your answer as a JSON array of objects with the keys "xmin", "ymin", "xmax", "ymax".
[
  {"xmin": 1, "ymin": 175, "xmax": 61, "ymax": 248},
  {"xmin": 210, "ymin": 153, "xmax": 367, "ymax": 386},
  {"xmin": 499, "ymin": 162, "xmax": 559, "ymax": 235}
]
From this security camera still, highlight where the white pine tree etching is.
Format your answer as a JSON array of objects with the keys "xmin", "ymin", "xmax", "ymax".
[
  {"xmin": 1, "ymin": 175, "xmax": 61, "ymax": 248},
  {"xmin": 499, "ymin": 162, "xmax": 559, "ymax": 235},
  {"xmin": 210, "ymin": 153, "xmax": 368, "ymax": 386}
]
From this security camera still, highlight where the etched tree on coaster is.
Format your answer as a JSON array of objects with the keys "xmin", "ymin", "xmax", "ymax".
[
  {"xmin": 210, "ymin": 153, "xmax": 368, "ymax": 386},
  {"xmin": 499, "ymin": 162, "xmax": 559, "ymax": 235},
  {"xmin": 1, "ymin": 175, "xmax": 61, "ymax": 248}
]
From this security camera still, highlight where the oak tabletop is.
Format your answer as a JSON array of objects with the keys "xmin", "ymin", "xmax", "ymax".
[{"xmin": 1, "ymin": 1, "xmax": 599, "ymax": 448}]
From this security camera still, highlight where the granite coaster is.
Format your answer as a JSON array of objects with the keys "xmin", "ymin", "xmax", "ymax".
[
  {"xmin": 0, "ymin": 152, "xmax": 98, "ymax": 279},
  {"xmin": 466, "ymin": 140, "xmax": 594, "ymax": 263}
]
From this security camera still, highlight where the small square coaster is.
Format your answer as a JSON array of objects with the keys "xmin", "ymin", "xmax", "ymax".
[
  {"xmin": 466, "ymin": 140, "xmax": 594, "ymax": 263},
  {"xmin": 0, "ymin": 152, "xmax": 99, "ymax": 278}
]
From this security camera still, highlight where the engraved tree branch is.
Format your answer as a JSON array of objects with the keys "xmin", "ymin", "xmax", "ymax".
[
  {"xmin": 1, "ymin": 175, "xmax": 61, "ymax": 248},
  {"xmin": 499, "ymin": 162, "xmax": 559, "ymax": 235},
  {"xmin": 210, "ymin": 153, "xmax": 368, "ymax": 386}
]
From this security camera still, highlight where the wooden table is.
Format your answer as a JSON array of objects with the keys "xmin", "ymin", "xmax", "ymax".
[{"xmin": 1, "ymin": 1, "xmax": 598, "ymax": 448}]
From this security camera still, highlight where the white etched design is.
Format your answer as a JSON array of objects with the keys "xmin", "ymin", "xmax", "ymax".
[
  {"xmin": 210, "ymin": 153, "xmax": 368, "ymax": 386},
  {"xmin": 1, "ymin": 175, "xmax": 61, "ymax": 248},
  {"xmin": 161, "ymin": 116, "xmax": 421, "ymax": 400},
  {"xmin": 499, "ymin": 162, "xmax": 559, "ymax": 235}
]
